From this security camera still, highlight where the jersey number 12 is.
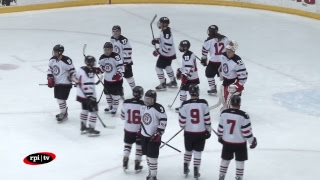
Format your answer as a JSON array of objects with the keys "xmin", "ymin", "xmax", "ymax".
[{"xmin": 214, "ymin": 43, "xmax": 224, "ymax": 55}]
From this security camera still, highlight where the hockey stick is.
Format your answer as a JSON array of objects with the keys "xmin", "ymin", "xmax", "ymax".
[
  {"xmin": 212, "ymin": 129, "xmax": 219, "ymax": 136},
  {"xmin": 140, "ymin": 122, "xmax": 181, "ymax": 153},
  {"xmin": 168, "ymin": 87, "xmax": 181, "ymax": 108},
  {"xmin": 160, "ymin": 128, "xmax": 183, "ymax": 148},
  {"xmin": 97, "ymin": 89, "xmax": 104, "ymax": 104},
  {"xmin": 150, "ymin": 14, "xmax": 157, "ymax": 50},
  {"xmin": 39, "ymin": 83, "xmax": 77, "ymax": 87},
  {"xmin": 95, "ymin": 74, "xmax": 114, "ymax": 101},
  {"xmin": 78, "ymin": 87, "xmax": 107, "ymax": 128}
]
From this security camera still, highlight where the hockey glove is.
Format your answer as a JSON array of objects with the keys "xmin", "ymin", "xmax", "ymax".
[
  {"xmin": 205, "ymin": 131, "xmax": 211, "ymax": 139},
  {"xmin": 218, "ymin": 136, "xmax": 224, "ymax": 144},
  {"xmin": 201, "ymin": 57, "xmax": 208, "ymax": 67},
  {"xmin": 151, "ymin": 38, "xmax": 160, "ymax": 45},
  {"xmin": 181, "ymin": 75, "xmax": 188, "ymax": 85},
  {"xmin": 176, "ymin": 68, "xmax": 182, "ymax": 80},
  {"xmin": 150, "ymin": 129, "xmax": 163, "ymax": 142},
  {"xmin": 93, "ymin": 67, "xmax": 102, "ymax": 74},
  {"xmin": 250, "ymin": 137, "xmax": 257, "ymax": 149},
  {"xmin": 153, "ymin": 49, "xmax": 159, "ymax": 57},
  {"xmin": 47, "ymin": 75, "xmax": 54, "ymax": 88},
  {"xmin": 112, "ymin": 72, "xmax": 122, "ymax": 81},
  {"xmin": 228, "ymin": 82, "xmax": 244, "ymax": 93}
]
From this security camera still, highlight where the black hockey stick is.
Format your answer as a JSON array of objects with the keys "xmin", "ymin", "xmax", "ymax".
[
  {"xmin": 212, "ymin": 129, "xmax": 219, "ymax": 136},
  {"xmin": 83, "ymin": 44, "xmax": 101, "ymax": 85},
  {"xmin": 150, "ymin": 14, "xmax": 157, "ymax": 50},
  {"xmin": 160, "ymin": 128, "xmax": 183, "ymax": 149},
  {"xmin": 140, "ymin": 122, "xmax": 181, "ymax": 153},
  {"xmin": 95, "ymin": 74, "xmax": 114, "ymax": 101},
  {"xmin": 39, "ymin": 83, "xmax": 77, "ymax": 87},
  {"xmin": 97, "ymin": 89, "xmax": 104, "ymax": 104},
  {"xmin": 168, "ymin": 87, "xmax": 182, "ymax": 108}
]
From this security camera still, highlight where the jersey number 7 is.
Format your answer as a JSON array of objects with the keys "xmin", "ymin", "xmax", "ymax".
[
  {"xmin": 127, "ymin": 109, "xmax": 140, "ymax": 124},
  {"xmin": 227, "ymin": 119, "xmax": 236, "ymax": 134}
]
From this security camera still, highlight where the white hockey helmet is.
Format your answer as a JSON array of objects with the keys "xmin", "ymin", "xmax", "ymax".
[{"xmin": 225, "ymin": 40, "xmax": 238, "ymax": 52}]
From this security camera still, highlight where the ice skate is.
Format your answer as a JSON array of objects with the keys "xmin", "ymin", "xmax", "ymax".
[
  {"xmin": 88, "ymin": 125, "xmax": 100, "ymax": 137},
  {"xmin": 110, "ymin": 109, "xmax": 117, "ymax": 117},
  {"xmin": 104, "ymin": 106, "xmax": 113, "ymax": 113},
  {"xmin": 155, "ymin": 79, "xmax": 167, "ymax": 91},
  {"xmin": 80, "ymin": 122, "xmax": 88, "ymax": 134},
  {"xmin": 166, "ymin": 77, "xmax": 178, "ymax": 88},
  {"xmin": 207, "ymin": 85, "xmax": 217, "ymax": 95},
  {"xmin": 219, "ymin": 174, "xmax": 225, "ymax": 180},
  {"xmin": 235, "ymin": 176, "xmax": 242, "ymax": 180},
  {"xmin": 184, "ymin": 163, "xmax": 190, "ymax": 178},
  {"xmin": 194, "ymin": 166, "xmax": 200, "ymax": 180},
  {"xmin": 56, "ymin": 112, "xmax": 68, "ymax": 123},
  {"xmin": 147, "ymin": 176, "xmax": 157, "ymax": 180},
  {"xmin": 123, "ymin": 157, "xmax": 129, "ymax": 171},
  {"xmin": 134, "ymin": 160, "xmax": 143, "ymax": 173}
]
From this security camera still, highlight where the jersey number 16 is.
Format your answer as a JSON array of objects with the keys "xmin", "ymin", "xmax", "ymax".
[{"xmin": 127, "ymin": 109, "xmax": 140, "ymax": 124}]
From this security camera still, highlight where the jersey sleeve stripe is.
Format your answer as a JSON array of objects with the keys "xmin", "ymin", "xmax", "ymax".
[
  {"xmin": 116, "ymin": 64, "xmax": 123, "ymax": 67},
  {"xmin": 124, "ymin": 57, "xmax": 131, "ymax": 59},
  {"xmin": 242, "ymin": 130, "xmax": 251, "ymax": 134},
  {"xmin": 241, "ymin": 123, "xmax": 251, "ymax": 129},
  {"xmin": 164, "ymin": 43, "xmax": 172, "ymax": 46},
  {"xmin": 68, "ymin": 68, "xmax": 75, "ymax": 71},
  {"xmin": 84, "ymin": 92, "xmax": 93, "ymax": 95},
  {"xmin": 159, "ymin": 118, "xmax": 167, "ymax": 121},
  {"xmin": 219, "ymin": 124, "xmax": 223, "ymax": 128},
  {"xmin": 124, "ymin": 48, "xmax": 132, "ymax": 50},
  {"xmin": 179, "ymin": 113, "xmax": 186, "ymax": 119},
  {"xmin": 162, "ymin": 48, "xmax": 169, "ymax": 53},
  {"xmin": 185, "ymin": 65, "xmax": 193, "ymax": 68},
  {"xmin": 236, "ymin": 68, "xmax": 246, "ymax": 72},
  {"xmin": 204, "ymin": 118, "xmax": 210, "ymax": 122},
  {"xmin": 179, "ymin": 120, "xmax": 186, "ymax": 124},
  {"xmin": 204, "ymin": 112, "xmax": 209, "ymax": 116},
  {"xmin": 244, "ymin": 134, "xmax": 253, "ymax": 138},
  {"xmin": 84, "ymin": 82, "xmax": 94, "ymax": 85}
]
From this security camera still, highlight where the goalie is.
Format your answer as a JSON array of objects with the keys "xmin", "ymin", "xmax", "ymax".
[{"xmin": 209, "ymin": 40, "xmax": 248, "ymax": 112}]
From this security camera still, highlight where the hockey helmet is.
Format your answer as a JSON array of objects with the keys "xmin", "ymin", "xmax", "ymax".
[
  {"xmin": 157, "ymin": 17, "xmax": 170, "ymax": 29},
  {"xmin": 133, "ymin": 86, "xmax": 144, "ymax": 99},
  {"xmin": 179, "ymin": 40, "xmax": 191, "ymax": 52},
  {"xmin": 144, "ymin": 90, "xmax": 157, "ymax": 106},
  {"xmin": 112, "ymin": 25, "xmax": 121, "ymax": 31},
  {"xmin": 53, "ymin": 44, "xmax": 64, "ymax": 54},
  {"xmin": 85, "ymin": 55, "xmax": 96, "ymax": 67},
  {"xmin": 207, "ymin": 25, "xmax": 219, "ymax": 36},
  {"xmin": 103, "ymin": 42, "xmax": 113, "ymax": 49},
  {"xmin": 230, "ymin": 95, "xmax": 241, "ymax": 107},
  {"xmin": 189, "ymin": 84, "xmax": 200, "ymax": 97},
  {"xmin": 226, "ymin": 40, "xmax": 238, "ymax": 52}
]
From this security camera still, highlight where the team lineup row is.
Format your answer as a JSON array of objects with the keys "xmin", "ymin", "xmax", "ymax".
[{"xmin": 45, "ymin": 16, "xmax": 255, "ymax": 180}]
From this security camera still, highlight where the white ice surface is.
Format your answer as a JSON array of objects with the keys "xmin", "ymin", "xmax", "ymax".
[{"xmin": 0, "ymin": 4, "xmax": 320, "ymax": 180}]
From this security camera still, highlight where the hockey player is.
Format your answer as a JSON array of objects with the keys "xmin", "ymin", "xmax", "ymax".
[
  {"xmin": 111, "ymin": 25, "xmax": 135, "ymax": 98},
  {"xmin": 98, "ymin": 42, "xmax": 124, "ymax": 115},
  {"xmin": 151, "ymin": 17, "xmax": 177, "ymax": 90},
  {"xmin": 120, "ymin": 86, "xmax": 145, "ymax": 172},
  {"xmin": 219, "ymin": 40, "xmax": 248, "ymax": 110},
  {"xmin": 175, "ymin": 40, "xmax": 200, "ymax": 112},
  {"xmin": 76, "ymin": 55, "xmax": 100, "ymax": 136},
  {"xmin": 217, "ymin": 95, "xmax": 257, "ymax": 180},
  {"xmin": 179, "ymin": 84, "xmax": 212, "ymax": 179},
  {"xmin": 140, "ymin": 90, "xmax": 167, "ymax": 180},
  {"xmin": 47, "ymin": 44, "xmax": 77, "ymax": 123},
  {"xmin": 201, "ymin": 25, "xmax": 228, "ymax": 95}
]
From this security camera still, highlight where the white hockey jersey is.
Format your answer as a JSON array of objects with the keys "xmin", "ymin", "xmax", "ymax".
[
  {"xmin": 76, "ymin": 66, "xmax": 97, "ymax": 100},
  {"xmin": 217, "ymin": 109, "xmax": 254, "ymax": 144},
  {"xmin": 179, "ymin": 99, "xmax": 211, "ymax": 133},
  {"xmin": 121, "ymin": 98, "xmax": 145, "ymax": 133},
  {"xmin": 180, "ymin": 50, "xmax": 199, "ymax": 81},
  {"xmin": 110, "ymin": 35, "xmax": 133, "ymax": 65},
  {"xmin": 140, "ymin": 103, "xmax": 167, "ymax": 137},
  {"xmin": 202, "ymin": 37, "xmax": 228, "ymax": 63},
  {"xmin": 98, "ymin": 52, "xmax": 124, "ymax": 82},
  {"xmin": 47, "ymin": 55, "xmax": 76, "ymax": 85},
  {"xmin": 158, "ymin": 27, "xmax": 176, "ymax": 58},
  {"xmin": 220, "ymin": 52, "xmax": 248, "ymax": 87}
]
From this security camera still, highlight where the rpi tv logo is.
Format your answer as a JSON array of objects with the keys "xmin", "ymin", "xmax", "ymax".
[
  {"xmin": 296, "ymin": 0, "xmax": 315, "ymax": 5},
  {"xmin": 23, "ymin": 152, "xmax": 56, "ymax": 165}
]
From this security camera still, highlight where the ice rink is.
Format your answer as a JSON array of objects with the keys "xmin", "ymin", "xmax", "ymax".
[{"xmin": 1, "ymin": 4, "xmax": 320, "ymax": 180}]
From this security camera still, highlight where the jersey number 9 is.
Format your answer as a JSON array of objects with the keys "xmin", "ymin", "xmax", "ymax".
[{"xmin": 190, "ymin": 109, "xmax": 200, "ymax": 124}]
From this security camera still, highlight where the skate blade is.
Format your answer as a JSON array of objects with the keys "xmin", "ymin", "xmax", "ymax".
[
  {"xmin": 88, "ymin": 133, "xmax": 100, "ymax": 137},
  {"xmin": 208, "ymin": 93, "xmax": 217, "ymax": 96},
  {"xmin": 167, "ymin": 86, "xmax": 178, "ymax": 88},
  {"xmin": 135, "ymin": 169, "xmax": 142, "ymax": 174},
  {"xmin": 81, "ymin": 130, "xmax": 88, "ymax": 135},
  {"xmin": 106, "ymin": 126, "xmax": 116, "ymax": 129},
  {"xmin": 156, "ymin": 88, "xmax": 167, "ymax": 91},
  {"xmin": 57, "ymin": 118, "xmax": 68, "ymax": 124}
]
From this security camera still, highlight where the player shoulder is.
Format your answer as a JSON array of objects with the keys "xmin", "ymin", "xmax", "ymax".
[
  {"xmin": 124, "ymin": 98, "xmax": 145, "ymax": 105},
  {"xmin": 162, "ymin": 28, "xmax": 172, "ymax": 39},
  {"xmin": 61, "ymin": 55, "xmax": 73, "ymax": 65},
  {"xmin": 49, "ymin": 56, "xmax": 56, "ymax": 61},
  {"xmin": 118, "ymin": 35, "xmax": 129, "ymax": 45},
  {"xmin": 99, "ymin": 54, "xmax": 107, "ymax": 60},
  {"xmin": 111, "ymin": 52, "xmax": 121, "ymax": 61},
  {"xmin": 153, "ymin": 103, "xmax": 166, "ymax": 113},
  {"xmin": 222, "ymin": 109, "xmax": 249, "ymax": 119},
  {"xmin": 182, "ymin": 50, "xmax": 193, "ymax": 60},
  {"xmin": 231, "ymin": 54, "xmax": 242, "ymax": 62},
  {"xmin": 182, "ymin": 99, "xmax": 208, "ymax": 106}
]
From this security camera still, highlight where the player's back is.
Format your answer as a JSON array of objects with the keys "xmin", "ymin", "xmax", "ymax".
[
  {"xmin": 76, "ymin": 66, "xmax": 96, "ymax": 99},
  {"xmin": 180, "ymin": 99, "xmax": 210, "ymax": 133},
  {"xmin": 121, "ymin": 98, "xmax": 144, "ymax": 133},
  {"xmin": 203, "ymin": 37, "xmax": 228, "ymax": 62},
  {"xmin": 219, "ymin": 109, "xmax": 250, "ymax": 144}
]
